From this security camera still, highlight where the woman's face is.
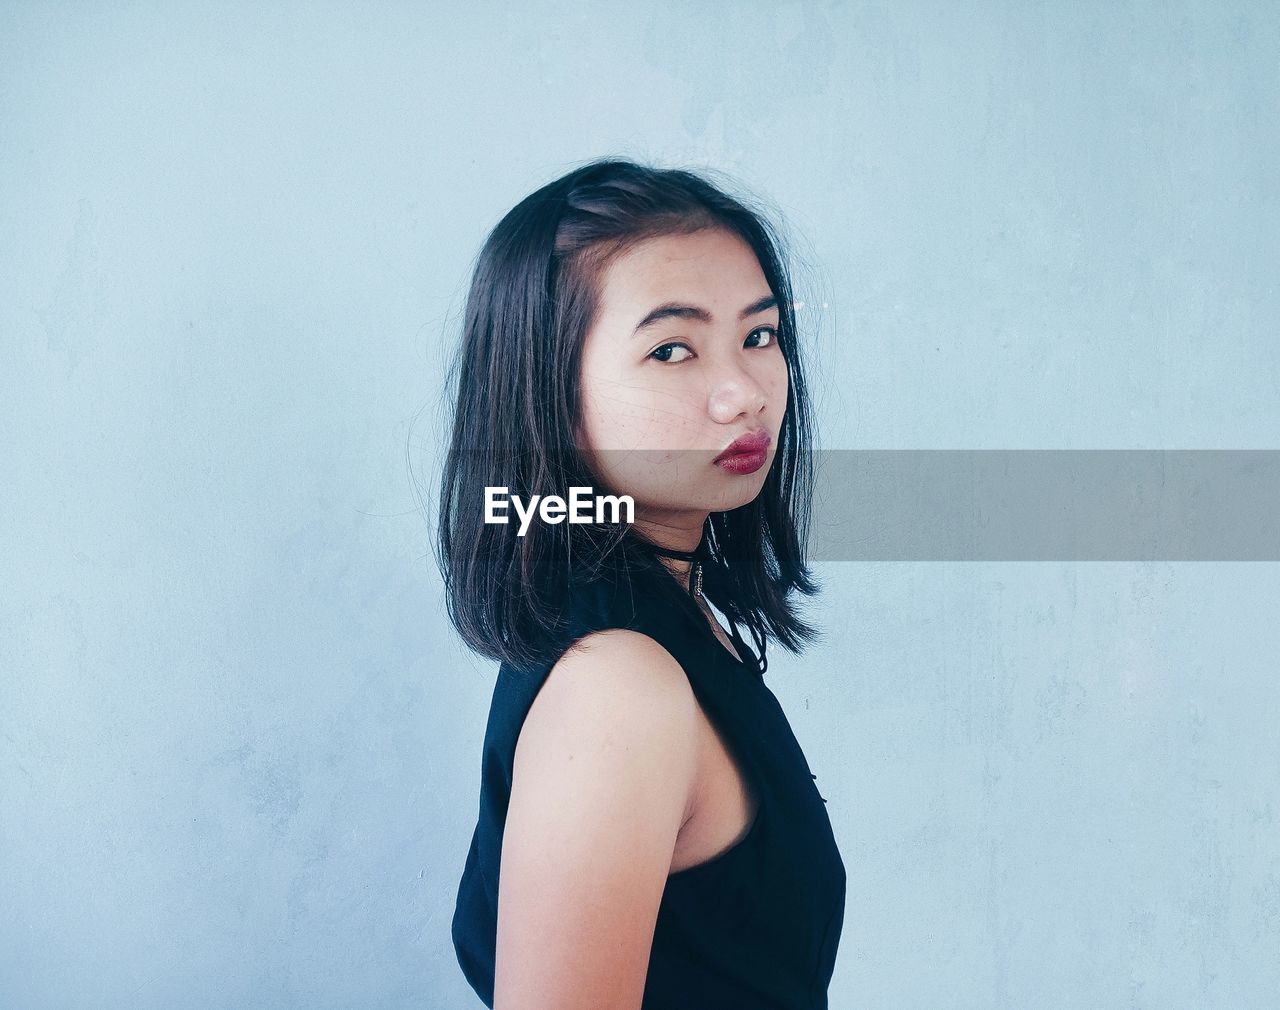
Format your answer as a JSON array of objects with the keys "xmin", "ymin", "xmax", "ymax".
[{"xmin": 575, "ymin": 227, "xmax": 789, "ymax": 540}]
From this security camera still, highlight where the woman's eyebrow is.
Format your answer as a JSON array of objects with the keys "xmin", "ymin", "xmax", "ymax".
[{"xmin": 632, "ymin": 294, "xmax": 778, "ymax": 337}]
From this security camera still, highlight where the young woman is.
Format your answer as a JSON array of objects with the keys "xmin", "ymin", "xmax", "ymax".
[{"xmin": 439, "ymin": 158, "xmax": 845, "ymax": 1009}]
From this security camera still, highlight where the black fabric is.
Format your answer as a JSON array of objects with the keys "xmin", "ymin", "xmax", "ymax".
[{"xmin": 451, "ymin": 565, "xmax": 846, "ymax": 1008}]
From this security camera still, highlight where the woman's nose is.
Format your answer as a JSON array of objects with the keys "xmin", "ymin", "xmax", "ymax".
[{"xmin": 706, "ymin": 366, "xmax": 768, "ymax": 424}]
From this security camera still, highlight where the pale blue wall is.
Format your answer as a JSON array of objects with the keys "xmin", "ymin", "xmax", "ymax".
[{"xmin": 3, "ymin": 3, "xmax": 1278, "ymax": 1007}]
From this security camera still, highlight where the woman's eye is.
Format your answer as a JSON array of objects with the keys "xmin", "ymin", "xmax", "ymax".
[
  {"xmin": 649, "ymin": 342, "xmax": 693, "ymax": 363},
  {"xmin": 649, "ymin": 327, "xmax": 778, "ymax": 363}
]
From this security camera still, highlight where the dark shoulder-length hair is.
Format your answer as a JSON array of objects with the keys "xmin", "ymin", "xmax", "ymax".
[{"xmin": 434, "ymin": 157, "xmax": 821, "ymax": 672}]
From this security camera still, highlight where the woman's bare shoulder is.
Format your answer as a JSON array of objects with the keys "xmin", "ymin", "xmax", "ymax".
[{"xmin": 524, "ymin": 627, "xmax": 697, "ymax": 748}]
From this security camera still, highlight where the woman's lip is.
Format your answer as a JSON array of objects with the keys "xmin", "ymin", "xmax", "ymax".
[
  {"xmin": 713, "ymin": 430, "xmax": 771, "ymax": 463},
  {"xmin": 714, "ymin": 449, "xmax": 767, "ymax": 475}
]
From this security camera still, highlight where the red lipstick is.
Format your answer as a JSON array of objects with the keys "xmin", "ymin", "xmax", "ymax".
[{"xmin": 713, "ymin": 430, "xmax": 772, "ymax": 475}]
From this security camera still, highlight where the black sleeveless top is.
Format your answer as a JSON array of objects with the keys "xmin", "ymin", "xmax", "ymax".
[{"xmin": 451, "ymin": 566, "xmax": 846, "ymax": 1008}]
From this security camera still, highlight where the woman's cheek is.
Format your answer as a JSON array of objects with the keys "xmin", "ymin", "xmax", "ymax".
[{"xmin": 772, "ymin": 361, "xmax": 790, "ymax": 411}]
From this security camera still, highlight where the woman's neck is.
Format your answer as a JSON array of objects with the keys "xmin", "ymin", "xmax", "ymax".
[
  {"xmin": 657, "ymin": 556, "xmax": 693, "ymax": 591},
  {"xmin": 633, "ymin": 516, "xmax": 706, "ymax": 592}
]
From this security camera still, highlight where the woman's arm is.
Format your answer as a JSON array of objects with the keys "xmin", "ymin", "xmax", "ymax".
[{"xmin": 493, "ymin": 629, "xmax": 701, "ymax": 1010}]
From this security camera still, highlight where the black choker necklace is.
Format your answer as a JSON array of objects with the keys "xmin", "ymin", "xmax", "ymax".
[{"xmin": 647, "ymin": 543, "xmax": 704, "ymax": 562}]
